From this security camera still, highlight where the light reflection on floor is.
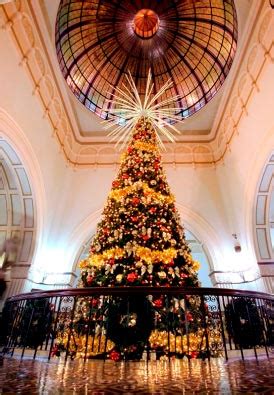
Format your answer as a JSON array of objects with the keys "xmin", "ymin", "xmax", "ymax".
[{"xmin": 0, "ymin": 357, "xmax": 273, "ymax": 394}]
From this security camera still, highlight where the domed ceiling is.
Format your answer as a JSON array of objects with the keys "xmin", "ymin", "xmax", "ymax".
[{"xmin": 55, "ymin": 0, "xmax": 238, "ymax": 121}]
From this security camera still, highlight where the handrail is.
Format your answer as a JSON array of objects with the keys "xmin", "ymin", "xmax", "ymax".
[
  {"xmin": 6, "ymin": 286, "xmax": 274, "ymax": 302},
  {"xmin": 2, "ymin": 286, "xmax": 273, "ymax": 363}
]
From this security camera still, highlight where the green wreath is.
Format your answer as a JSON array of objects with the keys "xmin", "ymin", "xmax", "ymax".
[{"xmin": 106, "ymin": 296, "xmax": 154, "ymax": 359}]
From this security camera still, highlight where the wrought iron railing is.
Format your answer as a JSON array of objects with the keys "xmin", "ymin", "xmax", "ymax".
[{"xmin": 0, "ymin": 287, "xmax": 273, "ymax": 362}]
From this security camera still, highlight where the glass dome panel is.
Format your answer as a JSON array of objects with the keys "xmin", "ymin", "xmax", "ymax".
[{"xmin": 56, "ymin": 0, "xmax": 238, "ymax": 121}]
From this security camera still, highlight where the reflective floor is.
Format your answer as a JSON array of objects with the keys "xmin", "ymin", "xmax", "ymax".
[{"xmin": 0, "ymin": 356, "xmax": 273, "ymax": 394}]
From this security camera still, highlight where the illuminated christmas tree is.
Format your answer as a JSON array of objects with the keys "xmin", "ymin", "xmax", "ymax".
[
  {"xmin": 80, "ymin": 72, "xmax": 200, "ymax": 288},
  {"xmin": 54, "ymin": 73, "xmax": 211, "ymax": 361},
  {"xmin": 80, "ymin": 117, "xmax": 200, "ymax": 288}
]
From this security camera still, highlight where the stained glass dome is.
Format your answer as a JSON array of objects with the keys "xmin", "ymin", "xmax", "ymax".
[{"xmin": 56, "ymin": 0, "xmax": 238, "ymax": 120}]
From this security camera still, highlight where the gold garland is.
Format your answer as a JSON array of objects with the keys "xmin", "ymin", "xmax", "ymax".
[
  {"xmin": 55, "ymin": 329, "xmax": 221, "ymax": 359},
  {"xmin": 149, "ymin": 329, "xmax": 222, "ymax": 355},
  {"xmin": 119, "ymin": 141, "xmax": 157, "ymax": 163},
  {"xmin": 109, "ymin": 182, "xmax": 174, "ymax": 204},
  {"xmin": 133, "ymin": 140, "xmax": 159, "ymax": 153},
  {"xmin": 79, "ymin": 248, "xmax": 124, "ymax": 268},
  {"xmin": 135, "ymin": 246, "xmax": 177, "ymax": 264},
  {"xmin": 79, "ymin": 245, "xmax": 200, "ymax": 271},
  {"xmin": 55, "ymin": 332, "xmax": 114, "ymax": 358}
]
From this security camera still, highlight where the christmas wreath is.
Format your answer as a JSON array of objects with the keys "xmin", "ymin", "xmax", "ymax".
[
  {"xmin": 225, "ymin": 297, "xmax": 264, "ymax": 349},
  {"xmin": 106, "ymin": 296, "xmax": 154, "ymax": 360}
]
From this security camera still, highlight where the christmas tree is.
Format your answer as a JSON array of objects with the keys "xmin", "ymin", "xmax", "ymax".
[
  {"xmin": 80, "ymin": 117, "xmax": 200, "ymax": 288},
  {"xmin": 73, "ymin": 117, "xmax": 203, "ymax": 360},
  {"xmin": 52, "ymin": 74, "xmax": 219, "ymax": 361}
]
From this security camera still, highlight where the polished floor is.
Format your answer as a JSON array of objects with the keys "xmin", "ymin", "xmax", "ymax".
[{"xmin": 0, "ymin": 356, "xmax": 273, "ymax": 394}]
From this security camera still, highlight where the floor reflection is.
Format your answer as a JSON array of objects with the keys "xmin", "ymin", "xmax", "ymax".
[{"xmin": 0, "ymin": 357, "xmax": 273, "ymax": 394}]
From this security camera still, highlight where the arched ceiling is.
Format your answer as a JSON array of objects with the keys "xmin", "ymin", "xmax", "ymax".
[{"xmin": 55, "ymin": 0, "xmax": 238, "ymax": 121}]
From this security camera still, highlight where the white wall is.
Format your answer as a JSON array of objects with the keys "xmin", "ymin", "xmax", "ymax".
[
  {"xmin": 215, "ymin": 60, "xmax": 274, "ymax": 292},
  {"xmin": 0, "ymin": 25, "xmax": 67, "ymax": 288}
]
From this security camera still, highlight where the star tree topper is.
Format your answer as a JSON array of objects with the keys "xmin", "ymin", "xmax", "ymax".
[{"xmin": 103, "ymin": 70, "xmax": 183, "ymax": 150}]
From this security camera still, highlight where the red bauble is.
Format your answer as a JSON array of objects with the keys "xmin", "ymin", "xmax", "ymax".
[
  {"xmin": 112, "ymin": 180, "xmax": 120, "ymax": 188},
  {"xmin": 169, "ymin": 260, "xmax": 174, "ymax": 267},
  {"xmin": 190, "ymin": 351, "xmax": 198, "ymax": 359},
  {"xmin": 149, "ymin": 207, "xmax": 156, "ymax": 214},
  {"xmin": 110, "ymin": 350, "xmax": 121, "ymax": 362},
  {"xmin": 90, "ymin": 298, "xmax": 98, "ymax": 308},
  {"xmin": 127, "ymin": 272, "xmax": 138, "ymax": 283},
  {"xmin": 186, "ymin": 312, "xmax": 194, "ymax": 322},
  {"xmin": 131, "ymin": 216, "xmax": 138, "ymax": 222},
  {"xmin": 122, "ymin": 174, "xmax": 129, "ymax": 179},
  {"xmin": 132, "ymin": 197, "xmax": 140, "ymax": 205},
  {"xmin": 109, "ymin": 258, "xmax": 115, "ymax": 266},
  {"xmin": 142, "ymin": 235, "xmax": 149, "ymax": 241},
  {"xmin": 127, "ymin": 147, "xmax": 133, "ymax": 153},
  {"xmin": 86, "ymin": 275, "xmax": 93, "ymax": 285},
  {"xmin": 180, "ymin": 273, "xmax": 188, "ymax": 278},
  {"xmin": 153, "ymin": 299, "xmax": 163, "ymax": 308},
  {"xmin": 50, "ymin": 344, "xmax": 60, "ymax": 357}
]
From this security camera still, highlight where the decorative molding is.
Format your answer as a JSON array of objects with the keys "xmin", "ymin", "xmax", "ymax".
[{"xmin": 0, "ymin": 2, "xmax": 273, "ymax": 167}]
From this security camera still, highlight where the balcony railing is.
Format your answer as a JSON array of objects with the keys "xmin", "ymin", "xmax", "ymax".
[{"xmin": 0, "ymin": 287, "xmax": 273, "ymax": 362}]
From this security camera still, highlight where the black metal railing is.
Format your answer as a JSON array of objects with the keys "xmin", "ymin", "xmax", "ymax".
[{"xmin": 0, "ymin": 287, "xmax": 273, "ymax": 362}]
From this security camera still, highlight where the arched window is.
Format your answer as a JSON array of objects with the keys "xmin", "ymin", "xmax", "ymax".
[
  {"xmin": 184, "ymin": 230, "xmax": 212, "ymax": 288},
  {"xmin": 0, "ymin": 137, "xmax": 36, "ymax": 300},
  {"xmin": 254, "ymin": 154, "xmax": 274, "ymax": 293}
]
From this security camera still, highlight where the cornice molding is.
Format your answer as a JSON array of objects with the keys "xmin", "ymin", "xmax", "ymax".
[{"xmin": 0, "ymin": 1, "xmax": 273, "ymax": 167}]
